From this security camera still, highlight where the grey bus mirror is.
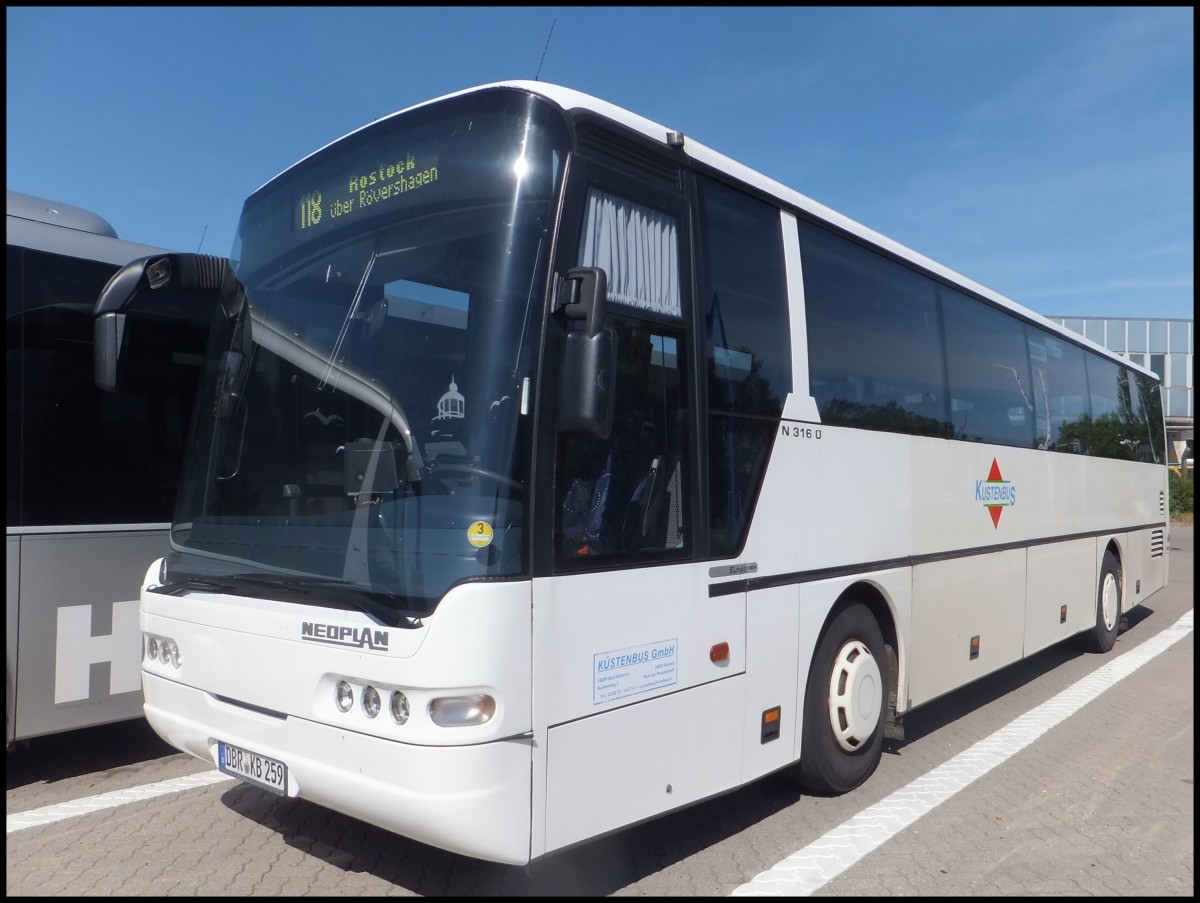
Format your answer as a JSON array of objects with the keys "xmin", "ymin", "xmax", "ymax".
[
  {"xmin": 93, "ymin": 253, "xmax": 237, "ymax": 392},
  {"xmin": 556, "ymin": 265, "xmax": 616, "ymax": 436},
  {"xmin": 558, "ymin": 326, "xmax": 617, "ymax": 439},
  {"xmin": 558, "ymin": 266, "xmax": 607, "ymax": 338}
]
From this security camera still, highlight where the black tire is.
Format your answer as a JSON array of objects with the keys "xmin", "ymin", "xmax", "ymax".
[
  {"xmin": 793, "ymin": 602, "xmax": 888, "ymax": 794},
  {"xmin": 1077, "ymin": 550, "xmax": 1121, "ymax": 653}
]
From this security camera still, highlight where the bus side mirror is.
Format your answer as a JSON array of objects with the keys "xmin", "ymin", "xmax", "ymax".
[
  {"xmin": 93, "ymin": 253, "xmax": 236, "ymax": 392},
  {"xmin": 93, "ymin": 310, "xmax": 127, "ymax": 393},
  {"xmin": 559, "ymin": 327, "xmax": 617, "ymax": 439},
  {"xmin": 557, "ymin": 267, "xmax": 616, "ymax": 438},
  {"xmin": 559, "ymin": 266, "xmax": 606, "ymax": 338}
]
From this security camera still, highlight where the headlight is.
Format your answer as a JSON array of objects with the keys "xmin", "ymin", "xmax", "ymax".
[
  {"xmin": 145, "ymin": 634, "xmax": 182, "ymax": 668},
  {"xmin": 362, "ymin": 686, "xmax": 381, "ymax": 719},
  {"xmin": 335, "ymin": 680, "xmax": 354, "ymax": 712},
  {"xmin": 389, "ymin": 690, "xmax": 410, "ymax": 725}
]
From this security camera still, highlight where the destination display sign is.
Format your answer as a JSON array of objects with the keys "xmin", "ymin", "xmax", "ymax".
[{"xmin": 293, "ymin": 143, "xmax": 440, "ymax": 235}]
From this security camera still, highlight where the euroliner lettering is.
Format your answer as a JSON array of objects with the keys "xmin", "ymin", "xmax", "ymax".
[{"xmin": 300, "ymin": 622, "xmax": 390, "ymax": 651}]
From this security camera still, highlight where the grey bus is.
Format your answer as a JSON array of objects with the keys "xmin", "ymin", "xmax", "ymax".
[{"xmin": 6, "ymin": 190, "xmax": 203, "ymax": 747}]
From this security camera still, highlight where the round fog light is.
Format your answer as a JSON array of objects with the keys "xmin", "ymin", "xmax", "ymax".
[
  {"xmin": 335, "ymin": 681, "xmax": 353, "ymax": 712},
  {"xmin": 146, "ymin": 636, "xmax": 159, "ymax": 662},
  {"xmin": 168, "ymin": 643, "xmax": 182, "ymax": 668},
  {"xmin": 390, "ymin": 690, "xmax": 410, "ymax": 725},
  {"xmin": 362, "ymin": 686, "xmax": 381, "ymax": 719},
  {"xmin": 159, "ymin": 642, "xmax": 171, "ymax": 664}
]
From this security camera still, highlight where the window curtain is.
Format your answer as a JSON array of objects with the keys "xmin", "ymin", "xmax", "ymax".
[{"xmin": 579, "ymin": 188, "xmax": 681, "ymax": 318}]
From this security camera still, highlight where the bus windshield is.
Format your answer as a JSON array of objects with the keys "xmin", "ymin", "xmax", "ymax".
[{"xmin": 163, "ymin": 89, "xmax": 568, "ymax": 618}]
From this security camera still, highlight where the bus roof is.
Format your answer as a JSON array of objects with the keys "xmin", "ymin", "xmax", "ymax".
[
  {"xmin": 7, "ymin": 190, "xmax": 119, "ymax": 237},
  {"xmin": 7, "ymin": 189, "xmax": 168, "ymax": 266},
  {"xmin": 263, "ymin": 82, "xmax": 1158, "ymax": 380}
]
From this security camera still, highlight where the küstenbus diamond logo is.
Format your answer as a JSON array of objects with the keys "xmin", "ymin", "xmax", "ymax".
[{"xmin": 976, "ymin": 458, "xmax": 1016, "ymax": 528}]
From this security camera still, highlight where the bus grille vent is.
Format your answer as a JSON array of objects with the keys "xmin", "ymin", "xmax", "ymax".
[
  {"xmin": 1159, "ymin": 491, "xmax": 1166, "ymax": 516},
  {"xmin": 1150, "ymin": 529, "xmax": 1165, "ymax": 558},
  {"xmin": 576, "ymin": 125, "xmax": 681, "ymax": 189}
]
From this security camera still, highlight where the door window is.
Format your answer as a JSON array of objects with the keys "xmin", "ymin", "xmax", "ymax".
[{"xmin": 556, "ymin": 187, "xmax": 688, "ymax": 564}]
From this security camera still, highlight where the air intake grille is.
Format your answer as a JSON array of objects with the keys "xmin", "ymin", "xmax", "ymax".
[
  {"xmin": 1151, "ymin": 529, "xmax": 1165, "ymax": 558},
  {"xmin": 576, "ymin": 125, "xmax": 681, "ymax": 189}
]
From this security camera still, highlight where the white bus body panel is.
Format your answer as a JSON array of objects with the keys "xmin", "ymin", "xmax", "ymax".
[
  {"xmin": 141, "ymin": 577, "xmax": 536, "ymax": 864},
  {"xmin": 530, "ymin": 563, "xmax": 747, "ymax": 857},
  {"xmin": 532, "ymin": 565, "xmax": 745, "ymax": 727},
  {"xmin": 741, "ymin": 417, "xmax": 1168, "ymax": 713},
  {"xmin": 543, "ymin": 672, "xmax": 744, "ymax": 853}
]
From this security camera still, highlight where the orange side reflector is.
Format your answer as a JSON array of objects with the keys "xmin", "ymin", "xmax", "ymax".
[
  {"xmin": 761, "ymin": 705, "xmax": 781, "ymax": 743},
  {"xmin": 710, "ymin": 641, "xmax": 730, "ymax": 663}
]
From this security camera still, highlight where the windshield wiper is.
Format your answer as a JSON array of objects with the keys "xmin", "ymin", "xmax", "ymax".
[
  {"xmin": 222, "ymin": 573, "xmax": 424, "ymax": 628},
  {"xmin": 150, "ymin": 573, "xmax": 424, "ymax": 628},
  {"xmin": 153, "ymin": 576, "xmax": 243, "ymax": 596}
]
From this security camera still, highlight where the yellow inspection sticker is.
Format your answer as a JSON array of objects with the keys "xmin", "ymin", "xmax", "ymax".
[{"xmin": 467, "ymin": 520, "xmax": 494, "ymax": 548}]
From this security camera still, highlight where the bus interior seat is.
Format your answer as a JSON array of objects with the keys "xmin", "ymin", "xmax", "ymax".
[{"xmin": 622, "ymin": 454, "xmax": 681, "ymax": 551}]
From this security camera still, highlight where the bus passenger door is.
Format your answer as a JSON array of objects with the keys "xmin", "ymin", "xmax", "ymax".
[{"xmin": 533, "ymin": 158, "xmax": 747, "ymax": 856}]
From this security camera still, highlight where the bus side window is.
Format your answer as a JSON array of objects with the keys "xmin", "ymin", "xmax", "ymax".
[{"xmin": 697, "ymin": 177, "xmax": 791, "ymax": 555}]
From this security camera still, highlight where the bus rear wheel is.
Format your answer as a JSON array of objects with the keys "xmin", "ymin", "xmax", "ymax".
[
  {"xmin": 1077, "ymin": 550, "xmax": 1121, "ymax": 653},
  {"xmin": 793, "ymin": 602, "xmax": 887, "ymax": 794}
]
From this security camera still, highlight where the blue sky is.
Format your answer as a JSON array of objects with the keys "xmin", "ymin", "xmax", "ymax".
[{"xmin": 6, "ymin": 6, "xmax": 1193, "ymax": 320}]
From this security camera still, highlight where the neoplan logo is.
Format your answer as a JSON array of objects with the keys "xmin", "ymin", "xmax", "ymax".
[
  {"xmin": 301, "ymin": 622, "xmax": 390, "ymax": 650},
  {"xmin": 976, "ymin": 458, "xmax": 1016, "ymax": 528}
]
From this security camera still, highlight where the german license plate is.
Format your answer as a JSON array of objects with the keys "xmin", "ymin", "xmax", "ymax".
[{"xmin": 217, "ymin": 741, "xmax": 287, "ymax": 796}]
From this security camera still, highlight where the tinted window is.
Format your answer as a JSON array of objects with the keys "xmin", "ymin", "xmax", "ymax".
[
  {"xmin": 1077, "ymin": 353, "xmax": 1140, "ymax": 460},
  {"xmin": 7, "ymin": 246, "xmax": 202, "ymax": 527},
  {"xmin": 941, "ymin": 289, "xmax": 1034, "ymax": 448},
  {"xmin": 557, "ymin": 320, "xmax": 688, "ymax": 561},
  {"xmin": 557, "ymin": 176, "xmax": 690, "ymax": 566},
  {"xmin": 1132, "ymin": 373, "xmax": 1165, "ymax": 462},
  {"xmin": 696, "ymin": 177, "xmax": 790, "ymax": 556},
  {"xmin": 1027, "ymin": 328, "xmax": 1090, "ymax": 453},
  {"xmin": 698, "ymin": 177, "xmax": 791, "ymax": 416},
  {"xmin": 800, "ymin": 221, "xmax": 949, "ymax": 438}
]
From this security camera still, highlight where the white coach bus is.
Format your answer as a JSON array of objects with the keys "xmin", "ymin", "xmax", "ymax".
[
  {"xmin": 6, "ymin": 190, "xmax": 203, "ymax": 747},
  {"xmin": 93, "ymin": 82, "xmax": 1169, "ymax": 864}
]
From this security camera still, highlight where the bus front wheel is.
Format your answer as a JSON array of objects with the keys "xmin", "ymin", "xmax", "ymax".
[
  {"xmin": 1077, "ymin": 550, "xmax": 1122, "ymax": 653},
  {"xmin": 793, "ymin": 602, "xmax": 887, "ymax": 794}
]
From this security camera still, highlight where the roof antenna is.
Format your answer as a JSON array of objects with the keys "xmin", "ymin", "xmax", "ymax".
[
  {"xmin": 197, "ymin": 224, "xmax": 208, "ymax": 253},
  {"xmin": 534, "ymin": 18, "xmax": 556, "ymax": 81}
]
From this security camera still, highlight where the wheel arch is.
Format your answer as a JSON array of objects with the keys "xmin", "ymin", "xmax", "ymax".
[
  {"xmin": 817, "ymin": 579, "xmax": 903, "ymax": 734},
  {"xmin": 1101, "ymin": 538, "xmax": 1125, "ymax": 612}
]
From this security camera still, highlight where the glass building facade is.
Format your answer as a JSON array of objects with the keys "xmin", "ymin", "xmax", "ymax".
[{"xmin": 1049, "ymin": 316, "xmax": 1193, "ymax": 466}]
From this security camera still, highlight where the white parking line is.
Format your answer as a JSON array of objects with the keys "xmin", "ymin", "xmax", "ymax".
[
  {"xmin": 6, "ymin": 770, "xmax": 234, "ymax": 834},
  {"xmin": 731, "ymin": 610, "xmax": 1194, "ymax": 896}
]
